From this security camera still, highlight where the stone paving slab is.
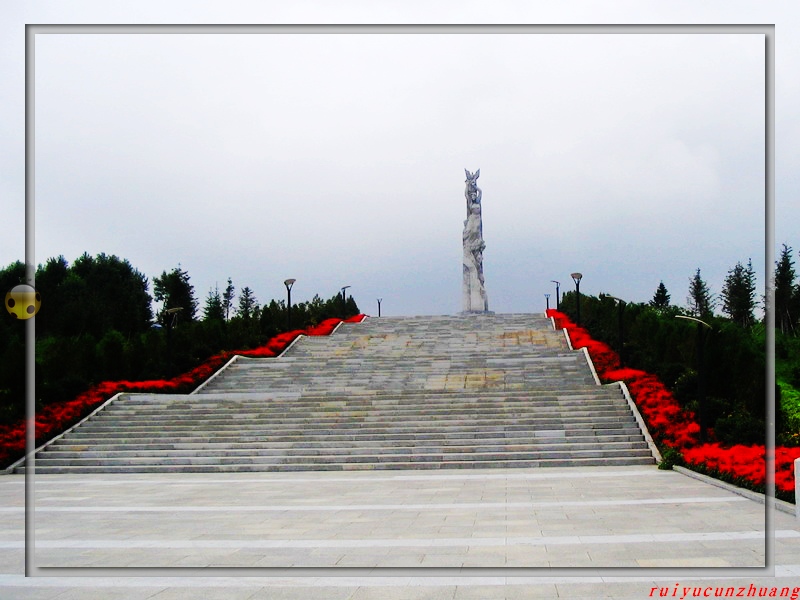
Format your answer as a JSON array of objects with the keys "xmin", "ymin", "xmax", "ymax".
[{"xmin": 1, "ymin": 465, "xmax": 799, "ymax": 598}]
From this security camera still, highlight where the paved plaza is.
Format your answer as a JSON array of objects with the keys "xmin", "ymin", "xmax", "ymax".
[{"xmin": 0, "ymin": 465, "xmax": 799, "ymax": 598}]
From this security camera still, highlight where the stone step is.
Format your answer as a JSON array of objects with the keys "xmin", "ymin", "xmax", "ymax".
[
  {"xmin": 65, "ymin": 416, "xmax": 641, "ymax": 436},
  {"xmin": 55, "ymin": 428, "xmax": 645, "ymax": 445},
  {"xmin": 107, "ymin": 398, "xmax": 624, "ymax": 412},
  {"xmin": 58, "ymin": 429, "xmax": 645, "ymax": 447},
  {"xmin": 102, "ymin": 405, "xmax": 623, "ymax": 417},
  {"xmin": 148, "ymin": 386, "xmax": 617, "ymax": 397},
  {"xmin": 50, "ymin": 430, "xmax": 643, "ymax": 447},
  {"xmin": 110, "ymin": 390, "xmax": 623, "ymax": 404},
  {"xmin": 86, "ymin": 418, "xmax": 637, "ymax": 431},
  {"xmin": 40, "ymin": 441, "xmax": 651, "ymax": 460},
  {"xmin": 32, "ymin": 447, "xmax": 655, "ymax": 467},
  {"xmin": 86, "ymin": 413, "xmax": 634, "ymax": 427},
  {"xmin": 49, "ymin": 433, "xmax": 645, "ymax": 451},
  {"xmin": 93, "ymin": 402, "xmax": 631, "ymax": 418},
  {"xmin": 19, "ymin": 455, "xmax": 656, "ymax": 474}
]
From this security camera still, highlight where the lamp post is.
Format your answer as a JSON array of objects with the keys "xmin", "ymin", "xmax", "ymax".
[
  {"xmin": 377, "ymin": 298, "xmax": 382, "ymax": 317},
  {"xmin": 676, "ymin": 315, "xmax": 713, "ymax": 443},
  {"xmin": 284, "ymin": 278, "xmax": 295, "ymax": 330},
  {"xmin": 602, "ymin": 294, "xmax": 626, "ymax": 366},
  {"xmin": 340, "ymin": 285, "xmax": 351, "ymax": 318},
  {"xmin": 570, "ymin": 273, "xmax": 583, "ymax": 325},
  {"xmin": 544, "ymin": 293, "xmax": 550, "ymax": 311},
  {"xmin": 551, "ymin": 280, "xmax": 560, "ymax": 310}
]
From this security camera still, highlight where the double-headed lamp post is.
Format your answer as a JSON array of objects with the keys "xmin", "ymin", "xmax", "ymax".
[
  {"xmin": 377, "ymin": 298, "xmax": 382, "ymax": 317},
  {"xmin": 551, "ymin": 280, "xmax": 560, "ymax": 310},
  {"xmin": 570, "ymin": 273, "xmax": 583, "ymax": 325},
  {"xmin": 544, "ymin": 293, "xmax": 550, "ymax": 312},
  {"xmin": 284, "ymin": 278, "xmax": 295, "ymax": 330},
  {"xmin": 676, "ymin": 315, "xmax": 713, "ymax": 443}
]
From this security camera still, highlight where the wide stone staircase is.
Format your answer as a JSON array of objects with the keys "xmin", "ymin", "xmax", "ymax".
[{"xmin": 18, "ymin": 314, "xmax": 657, "ymax": 473}]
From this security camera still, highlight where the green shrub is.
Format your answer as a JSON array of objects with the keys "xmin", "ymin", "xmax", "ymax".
[
  {"xmin": 714, "ymin": 409, "xmax": 765, "ymax": 445},
  {"xmin": 658, "ymin": 446, "xmax": 684, "ymax": 470}
]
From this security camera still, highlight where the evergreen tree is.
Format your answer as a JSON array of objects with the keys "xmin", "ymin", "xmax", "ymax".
[
  {"xmin": 687, "ymin": 268, "xmax": 714, "ymax": 320},
  {"xmin": 41, "ymin": 253, "xmax": 153, "ymax": 338},
  {"xmin": 775, "ymin": 244, "xmax": 797, "ymax": 335},
  {"xmin": 222, "ymin": 277, "xmax": 235, "ymax": 321},
  {"xmin": 305, "ymin": 294, "xmax": 328, "ymax": 325},
  {"xmin": 260, "ymin": 299, "xmax": 282, "ymax": 338},
  {"xmin": 32, "ymin": 256, "xmax": 69, "ymax": 337},
  {"xmin": 0, "ymin": 260, "xmax": 26, "ymax": 422},
  {"xmin": 721, "ymin": 259, "xmax": 757, "ymax": 328},
  {"xmin": 344, "ymin": 295, "xmax": 359, "ymax": 318},
  {"xmin": 0, "ymin": 260, "xmax": 26, "ymax": 292},
  {"xmin": 650, "ymin": 281, "xmax": 671, "ymax": 310},
  {"xmin": 237, "ymin": 286, "xmax": 258, "ymax": 321},
  {"xmin": 203, "ymin": 286, "xmax": 225, "ymax": 321},
  {"xmin": 153, "ymin": 266, "xmax": 198, "ymax": 325}
]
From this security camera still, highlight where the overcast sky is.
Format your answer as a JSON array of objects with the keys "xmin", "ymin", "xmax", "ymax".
[{"xmin": 2, "ymin": 2, "xmax": 798, "ymax": 318}]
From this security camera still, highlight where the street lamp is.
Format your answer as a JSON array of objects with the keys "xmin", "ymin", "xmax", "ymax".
[
  {"xmin": 544, "ymin": 293, "xmax": 550, "ymax": 311},
  {"xmin": 601, "ymin": 294, "xmax": 626, "ymax": 366},
  {"xmin": 377, "ymin": 298, "xmax": 382, "ymax": 317},
  {"xmin": 284, "ymin": 278, "xmax": 295, "ymax": 330},
  {"xmin": 571, "ymin": 273, "xmax": 583, "ymax": 325},
  {"xmin": 676, "ymin": 315, "xmax": 713, "ymax": 443},
  {"xmin": 550, "ymin": 281, "xmax": 560, "ymax": 310}
]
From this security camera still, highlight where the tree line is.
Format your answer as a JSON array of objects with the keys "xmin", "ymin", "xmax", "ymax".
[
  {"xmin": 559, "ymin": 245, "xmax": 800, "ymax": 447},
  {"xmin": 0, "ymin": 253, "xmax": 360, "ymax": 425}
]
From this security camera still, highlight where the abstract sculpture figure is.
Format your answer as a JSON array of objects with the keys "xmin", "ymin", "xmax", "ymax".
[{"xmin": 462, "ymin": 169, "xmax": 489, "ymax": 313}]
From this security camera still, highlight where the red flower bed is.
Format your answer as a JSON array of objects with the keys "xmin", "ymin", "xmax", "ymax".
[
  {"xmin": 682, "ymin": 444, "xmax": 765, "ymax": 488},
  {"xmin": 0, "ymin": 314, "xmax": 367, "ymax": 468},
  {"xmin": 546, "ymin": 309, "xmax": 796, "ymax": 499}
]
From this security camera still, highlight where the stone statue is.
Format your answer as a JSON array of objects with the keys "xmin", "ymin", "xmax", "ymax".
[{"xmin": 462, "ymin": 169, "xmax": 489, "ymax": 312}]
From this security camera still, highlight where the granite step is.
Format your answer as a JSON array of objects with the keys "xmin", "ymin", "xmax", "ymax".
[
  {"xmin": 46, "ymin": 435, "xmax": 646, "ymax": 453},
  {"xmin": 19, "ymin": 455, "xmax": 657, "ymax": 474},
  {"xmin": 49, "ymin": 429, "xmax": 644, "ymax": 446},
  {"xmin": 32, "ymin": 447, "xmax": 656, "ymax": 467}
]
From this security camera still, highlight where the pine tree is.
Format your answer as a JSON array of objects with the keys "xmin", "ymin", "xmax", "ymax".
[
  {"xmin": 203, "ymin": 286, "xmax": 225, "ymax": 321},
  {"xmin": 721, "ymin": 259, "xmax": 757, "ymax": 328},
  {"xmin": 775, "ymin": 244, "xmax": 797, "ymax": 334},
  {"xmin": 260, "ymin": 299, "xmax": 282, "ymax": 337},
  {"xmin": 222, "ymin": 277, "xmax": 235, "ymax": 321},
  {"xmin": 61, "ymin": 252, "xmax": 153, "ymax": 337},
  {"xmin": 650, "ymin": 281, "xmax": 671, "ymax": 310},
  {"xmin": 344, "ymin": 295, "xmax": 359, "ymax": 318},
  {"xmin": 687, "ymin": 268, "xmax": 714, "ymax": 320},
  {"xmin": 153, "ymin": 265, "xmax": 198, "ymax": 324},
  {"xmin": 237, "ymin": 286, "xmax": 258, "ymax": 321}
]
